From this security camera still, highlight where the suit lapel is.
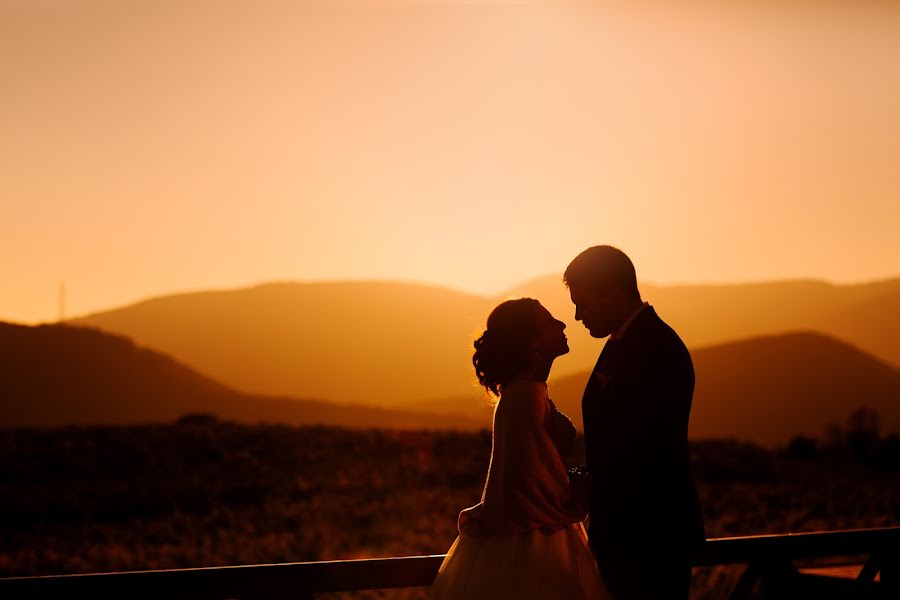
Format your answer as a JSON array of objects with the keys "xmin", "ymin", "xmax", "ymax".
[
  {"xmin": 584, "ymin": 338, "xmax": 619, "ymax": 401},
  {"xmin": 594, "ymin": 338, "xmax": 619, "ymax": 372},
  {"xmin": 583, "ymin": 307, "xmax": 658, "ymax": 407}
]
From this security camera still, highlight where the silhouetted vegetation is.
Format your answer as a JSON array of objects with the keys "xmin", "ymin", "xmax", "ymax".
[
  {"xmin": 1, "ymin": 420, "xmax": 898, "ymax": 600},
  {"xmin": 787, "ymin": 406, "xmax": 900, "ymax": 470}
]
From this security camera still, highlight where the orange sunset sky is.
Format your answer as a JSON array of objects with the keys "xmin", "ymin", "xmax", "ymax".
[{"xmin": 2, "ymin": 1, "xmax": 899, "ymax": 324}]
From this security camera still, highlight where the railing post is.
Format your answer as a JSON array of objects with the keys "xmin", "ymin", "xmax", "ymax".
[
  {"xmin": 883, "ymin": 552, "xmax": 899, "ymax": 597},
  {"xmin": 729, "ymin": 562, "xmax": 761, "ymax": 600},
  {"xmin": 856, "ymin": 553, "xmax": 880, "ymax": 583},
  {"xmin": 758, "ymin": 558, "xmax": 799, "ymax": 600}
]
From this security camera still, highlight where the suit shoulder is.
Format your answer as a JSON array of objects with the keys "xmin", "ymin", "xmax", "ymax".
[
  {"xmin": 635, "ymin": 310, "xmax": 693, "ymax": 368},
  {"xmin": 656, "ymin": 315, "xmax": 690, "ymax": 353},
  {"xmin": 632, "ymin": 309, "xmax": 685, "ymax": 347}
]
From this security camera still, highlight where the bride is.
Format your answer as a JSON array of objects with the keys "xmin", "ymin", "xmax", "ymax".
[{"xmin": 431, "ymin": 298, "xmax": 610, "ymax": 600}]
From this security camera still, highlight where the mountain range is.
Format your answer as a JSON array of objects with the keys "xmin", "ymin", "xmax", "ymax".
[
  {"xmin": 3, "ymin": 317, "xmax": 898, "ymax": 444},
  {"xmin": 68, "ymin": 277, "xmax": 900, "ymax": 408},
  {"xmin": 400, "ymin": 332, "xmax": 900, "ymax": 445},
  {"xmin": 505, "ymin": 275, "xmax": 900, "ymax": 379},
  {"xmin": 0, "ymin": 321, "xmax": 478, "ymax": 430},
  {"xmin": 553, "ymin": 332, "xmax": 900, "ymax": 445},
  {"xmin": 72, "ymin": 281, "xmax": 488, "ymax": 406}
]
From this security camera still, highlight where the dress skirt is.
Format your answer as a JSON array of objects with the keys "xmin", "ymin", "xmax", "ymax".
[{"xmin": 430, "ymin": 522, "xmax": 609, "ymax": 600}]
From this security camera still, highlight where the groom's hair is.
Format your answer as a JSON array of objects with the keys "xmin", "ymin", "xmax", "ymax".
[{"xmin": 564, "ymin": 245, "xmax": 640, "ymax": 300}]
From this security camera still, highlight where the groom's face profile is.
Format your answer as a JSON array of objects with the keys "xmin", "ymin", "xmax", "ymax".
[{"xmin": 568, "ymin": 283, "xmax": 619, "ymax": 339}]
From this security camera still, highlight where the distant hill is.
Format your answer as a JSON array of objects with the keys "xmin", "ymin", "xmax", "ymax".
[
  {"xmin": 4, "ymin": 322, "xmax": 897, "ymax": 442},
  {"xmin": 71, "ymin": 281, "xmax": 491, "ymax": 406},
  {"xmin": 0, "ymin": 322, "xmax": 479, "ymax": 429},
  {"xmin": 688, "ymin": 332, "xmax": 900, "ymax": 443},
  {"xmin": 404, "ymin": 332, "xmax": 900, "ymax": 445},
  {"xmin": 549, "ymin": 332, "xmax": 900, "ymax": 445},
  {"xmin": 70, "ymin": 277, "xmax": 900, "ymax": 406}
]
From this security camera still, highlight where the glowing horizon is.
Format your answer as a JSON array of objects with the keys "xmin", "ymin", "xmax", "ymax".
[
  {"xmin": 3, "ymin": 1, "xmax": 899, "ymax": 324},
  {"xmin": 7, "ymin": 270, "xmax": 897, "ymax": 328}
]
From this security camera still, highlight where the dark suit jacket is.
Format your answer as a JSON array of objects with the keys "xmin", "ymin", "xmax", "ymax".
[{"xmin": 582, "ymin": 306, "xmax": 705, "ymax": 577}]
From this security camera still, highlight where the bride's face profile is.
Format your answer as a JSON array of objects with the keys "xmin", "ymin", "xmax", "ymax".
[{"xmin": 530, "ymin": 305, "xmax": 569, "ymax": 360}]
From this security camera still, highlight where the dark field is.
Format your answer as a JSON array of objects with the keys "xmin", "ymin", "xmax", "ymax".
[{"xmin": 2, "ymin": 418, "xmax": 899, "ymax": 599}]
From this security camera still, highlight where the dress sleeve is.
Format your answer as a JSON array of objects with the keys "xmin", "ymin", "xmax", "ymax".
[{"xmin": 458, "ymin": 381, "xmax": 586, "ymax": 536}]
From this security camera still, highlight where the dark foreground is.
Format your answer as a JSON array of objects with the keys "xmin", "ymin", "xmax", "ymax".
[{"xmin": 2, "ymin": 418, "xmax": 898, "ymax": 599}]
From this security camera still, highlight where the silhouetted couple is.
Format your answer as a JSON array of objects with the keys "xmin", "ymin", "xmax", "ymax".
[{"xmin": 431, "ymin": 246, "xmax": 705, "ymax": 600}]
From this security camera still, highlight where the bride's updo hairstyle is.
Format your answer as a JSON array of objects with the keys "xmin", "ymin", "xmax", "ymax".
[{"xmin": 473, "ymin": 298, "xmax": 542, "ymax": 397}]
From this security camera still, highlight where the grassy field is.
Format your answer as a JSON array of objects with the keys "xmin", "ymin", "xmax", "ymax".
[{"xmin": 2, "ymin": 418, "xmax": 898, "ymax": 598}]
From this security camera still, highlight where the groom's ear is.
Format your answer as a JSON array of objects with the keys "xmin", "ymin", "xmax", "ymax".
[{"xmin": 604, "ymin": 285, "xmax": 638, "ymax": 304}]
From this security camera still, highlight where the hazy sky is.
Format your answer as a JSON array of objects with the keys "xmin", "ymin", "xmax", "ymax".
[{"xmin": 3, "ymin": 1, "xmax": 899, "ymax": 323}]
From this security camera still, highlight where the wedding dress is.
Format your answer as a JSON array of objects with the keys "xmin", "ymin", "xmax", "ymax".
[{"xmin": 431, "ymin": 379, "xmax": 610, "ymax": 600}]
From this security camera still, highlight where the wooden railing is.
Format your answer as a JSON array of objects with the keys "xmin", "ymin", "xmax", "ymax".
[{"xmin": 1, "ymin": 527, "xmax": 897, "ymax": 599}]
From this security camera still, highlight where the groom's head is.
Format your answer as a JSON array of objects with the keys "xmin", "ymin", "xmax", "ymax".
[{"xmin": 565, "ymin": 245, "xmax": 642, "ymax": 338}]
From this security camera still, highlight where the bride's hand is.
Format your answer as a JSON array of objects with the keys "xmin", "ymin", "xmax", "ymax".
[{"xmin": 568, "ymin": 465, "xmax": 592, "ymax": 510}]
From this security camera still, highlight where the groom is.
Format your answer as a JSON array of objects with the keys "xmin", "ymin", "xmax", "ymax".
[{"xmin": 565, "ymin": 246, "xmax": 705, "ymax": 600}]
